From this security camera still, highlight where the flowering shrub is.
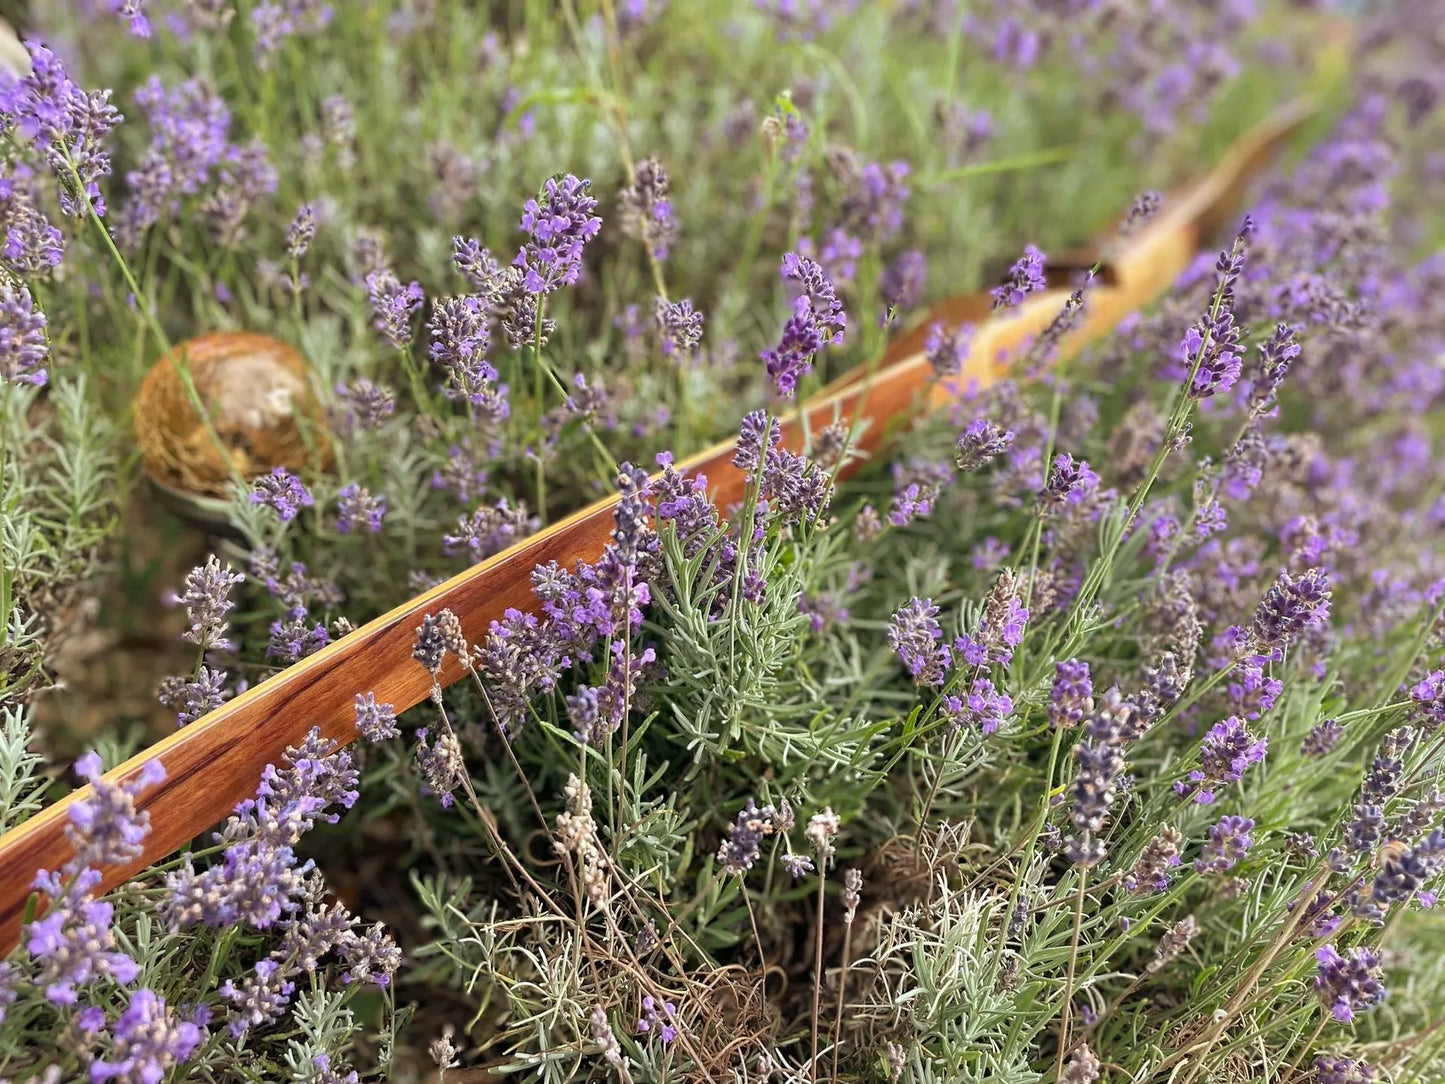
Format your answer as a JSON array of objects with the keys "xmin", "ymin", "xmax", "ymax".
[{"xmin": 3, "ymin": 2, "xmax": 1445, "ymax": 1084}]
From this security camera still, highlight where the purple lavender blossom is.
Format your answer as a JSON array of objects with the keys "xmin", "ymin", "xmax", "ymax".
[
  {"xmin": 734, "ymin": 410, "xmax": 781, "ymax": 475},
  {"xmin": 1344, "ymin": 804, "xmax": 1386, "ymax": 856},
  {"xmin": 1181, "ymin": 320, "xmax": 1243, "ymax": 399},
  {"xmin": 1302, "ymin": 718, "xmax": 1345, "ymax": 757},
  {"xmin": 321, "ymin": 94, "xmax": 355, "ymax": 163},
  {"xmin": 104, "ymin": 0, "xmax": 152, "ymax": 36},
  {"xmin": 1225, "ymin": 667, "xmax": 1279, "ymax": 722},
  {"xmin": 798, "ymin": 591, "xmax": 848, "ymax": 632},
  {"xmin": 1022, "ymin": 286, "xmax": 1090, "ymax": 375},
  {"xmin": 636, "ymin": 995, "xmax": 681, "ymax": 1045},
  {"xmin": 443, "ymin": 500, "xmax": 535, "ymax": 561},
  {"xmin": 286, "ymin": 202, "xmax": 316, "ymax": 260},
  {"xmin": 0, "ymin": 42, "xmax": 122, "ymax": 217},
  {"xmin": 888, "ymin": 458, "xmax": 953, "ymax": 527},
  {"xmin": 841, "ymin": 159, "xmax": 911, "ymax": 242},
  {"xmin": 1249, "ymin": 322, "xmax": 1300, "ymax": 416},
  {"xmin": 250, "ymin": 4, "xmax": 295, "ymax": 67},
  {"xmin": 1121, "ymin": 190, "xmax": 1163, "ymax": 234},
  {"xmin": 202, "ymin": 139, "xmax": 278, "ymax": 246},
  {"xmin": 222, "ymin": 957, "xmax": 295, "ymax": 1036},
  {"xmin": 573, "ymin": 641, "xmax": 657, "ymax": 744},
  {"xmin": 1181, "ymin": 219, "xmax": 1253, "ymax": 399},
  {"xmin": 334, "ymin": 483, "xmax": 386, "ymax": 534},
  {"xmin": 1177, "ymin": 717, "xmax": 1267, "ymax": 803},
  {"xmin": 1313, "ymin": 1054, "xmax": 1376, "ymax": 1084},
  {"xmin": 26, "ymin": 867, "xmax": 139, "ymax": 1004},
  {"xmin": 1315, "ymin": 945, "xmax": 1386, "ymax": 1022},
  {"xmin": 618, "ymin": 158, "xmax": 678, "ymax": 261},
  {"xmin": 718, "ymin": 799, "xmax": 782, "ymax": 875},
  {"xmin": 1372, "ymin": 830, "xmax": 1445, "ymax": 906},
  {"xmin": 412, "ymin": 614, "xmax": 449, "ymax": 676},
  {"xmin": 1411, "ymin": 670, "xmax": 1445, "ymax": 730},
  {"xmin": 1361, "ymin": 728, "xmax": 1410, "ymax": 806},
  {"xmin": 1069, "ymin": 740, "xmax": 1125, "ymax": 837},
  {"xmin": 936, "ymin": 100, "xmax": 993, "ymax": 165},
  {"xmin": 650, "ymin": 452, "xmax": 720, "ymax": 555},
  {"xmin": 346, "ymin": 228, "xmax": 390, "ymax": 285},
  {"xmin": 172, "ymin": 554, "xmax": 244, "ymax": 653},
  {"xmin": 925, "ymin": 322, "xmax": 971, "ymax": 377},
  {"xmin": 803, "ymin": 226, "xmax": 862, "ymax": 290},
  {"xmin": 3, "ymin": 188, "xmax": 66, "ymax": 275},
  {"xmin": 0, "ymin": 282, "xmax": 50, "ymax": 386},
  {"xmin": 159, "ymin": 729, "xmax": 358, "ymax": 930},
  {"xmin": 954, "ymin": 569, "xmax": 1029, "ymax": 668},
  {"xmin": 889, "ymin": 597, "xmax": 950, "ymax": 687},
  {"xmin": 413, "ymin": 727, "xmax": 464, "ymax": 808},
  {"xmin": 277, "ymin": 898, "xmax": 356, "ymax": 975},
  {"xmin": 366, "ymin": 269, "xmax": 425, "ymax": 349},
  {"xmin": 334, "ymin": 378, "xmax": 395, "ymax": 432},
  {"xmin": 1042, "ymin": 453, "xmax": 1101, "ymax": 509},
  {"xmin": 515, "ymin": 174, "xmax": 602, "ymax": 294},
  {"xmin": 1050, "ymin": 660, "xmax": 1094, "ymax": 730},
  {"xmin": 991, "ymin": 245, "xmax": 1046, "ymax": 310},
  {"xmin": 755, "ymin": 441, "xmax": 830, "ymax": 527},
  {"xmin": 1066, "ymin": 734, "xmax": 1126, "ymax": 866},
  {"xmin": 66, "ymin": 751, "xmax": 166, "ymax": 869},
  {"xmin": 452, "ymin": 235, "xmax": 502, "ymax": 293},
  {"xmin": 425, "ymin": 142, "xmax": 480, "ymax": 223},
  {"xmin": 655, "ymin": 297, "xmax": 704, "ymax": 359},
  {"xmin": 1124, "ymin": 826, "xmax": 1183, "ymax": 894},
  {"xmin": 431, "ymin": 440, "xmax": 490, "ymax": 504},
  {"xmin": 780, "ymin": 852, "xmax": 814, "ymax": 878},
  {"xmin": 339, "ymin": 923, "xmax": 403, "ymax": 987},
  {"xmin": 754, "ymin": 0, "xmax": 847, "ymax": 40},
  {"xmin": 122, "ymin": 76, "xmax": 232, "ymax": 245},
  {"xmin": 944, "ymin": 676, "xmax": 1013, "ymax": 734},
  {"xmin": 1194, "ymin": 815, "xmax": 1255, "ymax": 874},
  {"xmin": 248, "ymin": 467, "xmax": 314, "ymax": 522},
  {"xmin": 1250, "ymin": 567, "xmax": 1332, "ymax": 652},
  {"xmin": 761, "ymin": 252, "xmax": 846, "ymax": 397},
  {"xmin": 354, "ymin": 692, "xmax": 400, "ymax": 742},
  {"xmin": 310, "ymin": 1054, "xmax": 361, "ymax": 1084},
  {"xmin": 90, "ymin": 988, "xmax": 206, "ymax": 1083},
  {"xmin": 955, "ymin": 418, "xmax": 1014, "ymax": 472},
  {"xmin": 157, "ymin": 667, "xmax": 229, "ymax": 727},
  {"xmin": 1290, "ymin": 886, "xmax": 1343, "ymax": 939}
]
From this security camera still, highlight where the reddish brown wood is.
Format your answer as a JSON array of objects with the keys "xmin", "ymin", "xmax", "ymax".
[{"xmin": 0, "ymin": 96, "xmax": 1317, "ymax": 953}]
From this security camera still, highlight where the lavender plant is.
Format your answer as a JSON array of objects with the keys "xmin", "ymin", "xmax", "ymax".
[
  {"xmin": 4, "ymin": 2, "xmax": 1445, "ymax": 1084},
  {"xmin": 0, "ymin": 0, "xmax": 1324, "ymax": 715}
]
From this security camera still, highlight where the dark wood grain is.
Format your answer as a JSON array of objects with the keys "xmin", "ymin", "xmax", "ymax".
[{"xmin": 0, "ymin": 96, "xmax": 1317, "ymax": 953}]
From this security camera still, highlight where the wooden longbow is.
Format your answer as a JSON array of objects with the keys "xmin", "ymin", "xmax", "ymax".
[{"xmin": 0, "ymin": 95, "xmax": 1319, "ymax": 953}]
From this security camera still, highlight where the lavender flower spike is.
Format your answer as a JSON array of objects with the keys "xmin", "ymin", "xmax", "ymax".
[
  {"xmin": 515, "ymin": 173, "xmax": 602, "ymax": 294},
  {"xmin": 1178, "ymin": 716, "xmax": 1266, "ymax": 803},
  {"xmin": 1, "ymin": 281, "xmax": 51, "ymax": 387},
  {"xmin": 0, "ymin": 42, "xmax": 122, "ymax": 217},
  {"xmin": 991, "ymin": 244, "xmax": 1046, "ymax": 310},
  {"xmin": 888, "ymin": 597, "xmax": 950, "ymax": 687},
  {"xmin": 761, "ymin": 252, "xmax": 846, "ymax": 397},
  {"xmin": 250, "ymin": 467, "xmax": 314, "ymax": 522},
  {"xmin": 1314, "ymin": 944, "xmax": 1386, "ymax": 1022},
  {"xmin": 1251, "ymin": 567, "xmax": 1331, "ymax": 652},
  {"xmin": 90, "ymin": 988, "xmax": 206, "ymax": 1084},
  {"xmin": 66, "ymin": 751, "xmax": 166, "ymax": 869},
  {"xmin": 366, "ymin": 269, "xmax": 425, "ymax": 349},
  {"xmin": 1194, "ymin": 815, "xmax": 1254, "ymax": 874},
  {"xmin": 173, "ymin": 554, "xmax": 244, "ymax": 653}
]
